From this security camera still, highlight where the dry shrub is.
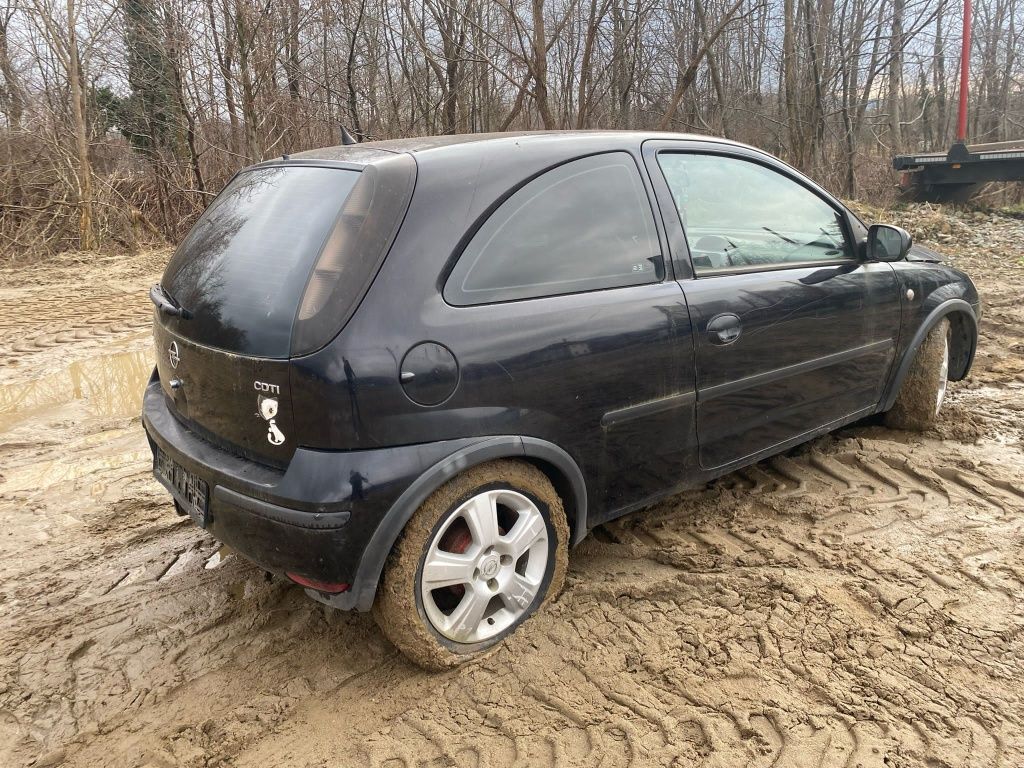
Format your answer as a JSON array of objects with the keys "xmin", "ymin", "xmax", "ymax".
[
  {"xmin": 0, "ymin": 127, "xmax": 223, "ymax": 265},
  {"xmin": 0, "ymin": 130, "xmax": 167, "ymax": 263}
]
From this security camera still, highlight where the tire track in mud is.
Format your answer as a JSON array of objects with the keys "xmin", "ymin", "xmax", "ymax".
[
  {"xmin": 255, "ymin": 437, "xmax": 1021, "ymax": 768},
  {"xmin": 3, "ymin": 318, "xmax": 150, "ymax": 359},
  {"xmin": 0, "ymin": 256, "xmax": 161, "ymax": 378},
  {"xmin": 0, "ymin": 435, "xmax": 402, "ymax": 768},
  {"xmin": 3, "ymin": 241, "xmax": 1024, "ymax": 768},
  {"xmin": 0, "ymin": 520, "xmax": 391, "ymax": 767}
]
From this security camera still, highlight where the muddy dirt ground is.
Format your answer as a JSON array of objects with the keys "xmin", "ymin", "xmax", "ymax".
[{"xmin": 1, "ymin": 206, "xmax": 1023, "ymax": 768}]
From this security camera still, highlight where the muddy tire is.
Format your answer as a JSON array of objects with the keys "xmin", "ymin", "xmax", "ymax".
[
  {"xmin": 885, "ymin": 318, "xmax": 950, "ymax": 431},
  {"xmin": 373, "ymin": 460, "xmax": 569, "ymax": 670}
]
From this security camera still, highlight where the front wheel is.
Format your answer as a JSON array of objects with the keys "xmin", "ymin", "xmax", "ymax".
[
  {"xmin": 373, "ymin": 460, "xmax": 569, "ymax": 669},
  {"xmin": 885, "ymin": 318, "xmax": 950, "ymax": 431}
]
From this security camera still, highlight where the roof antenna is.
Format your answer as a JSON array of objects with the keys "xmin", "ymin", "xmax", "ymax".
[{"xmin": 340, "ymin": 125, "xmax": 358, "ymax": 145}]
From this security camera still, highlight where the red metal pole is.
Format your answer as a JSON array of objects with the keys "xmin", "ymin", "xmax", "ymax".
[{"xmin": 956, "ymin": 0, "xmax": 972, "ymax": 142}]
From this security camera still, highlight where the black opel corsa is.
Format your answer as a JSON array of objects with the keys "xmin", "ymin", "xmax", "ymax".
[{"xmin": 143, "ymin": 131, "xmax": 979, "ymax": 668}]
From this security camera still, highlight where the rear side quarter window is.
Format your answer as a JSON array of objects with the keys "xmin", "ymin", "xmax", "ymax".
[{"xmin": 444, "ymin": 152, "xmax": 663, "ymax": 305}]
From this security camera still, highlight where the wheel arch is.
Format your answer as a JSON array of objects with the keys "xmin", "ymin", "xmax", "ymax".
[
  {"xmin": 881, "ymin": 299, "xmax": 978, "ymax": 412},
  {"xmin": 945, "ymin": 308, "xmax": 976, "ymax": 381},
  {"xmin": 335, "ymin": 436, "xmax": 587, "ymax": 612}
]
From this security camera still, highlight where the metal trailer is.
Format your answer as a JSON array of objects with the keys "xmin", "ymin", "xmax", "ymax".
[
  {"xmin": 894, "ymin": 140, "xmax": 1024, "ymax": 202},
  {"xmin": 892, "ymin": 0, "xmax": 1024, "ymax": 202}
]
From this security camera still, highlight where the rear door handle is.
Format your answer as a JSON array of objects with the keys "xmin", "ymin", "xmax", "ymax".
[{"xmin": 706, "ymin": 313, "xmax": 741, "ymax": 345}]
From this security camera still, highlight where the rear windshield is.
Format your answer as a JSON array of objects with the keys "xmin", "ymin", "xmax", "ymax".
[{"xmin": 161, "ymin": 165, "xmax": 360, "ymax": 358}]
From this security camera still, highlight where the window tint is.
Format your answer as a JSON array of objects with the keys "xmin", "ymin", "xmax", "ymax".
[
  {"xmin": 657, "ymin": 153, "xmax": 851, "ymax": 274},
  {"xmin": 445, "ymin": 152, "xmax": 662, "ymax": 305},
  {"xmin": 161, "ymin": 165, "xmax": 360, "ymax": 357}
]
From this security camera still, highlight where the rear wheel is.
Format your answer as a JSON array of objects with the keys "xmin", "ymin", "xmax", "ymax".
[
  {"xmin": 373, "ymin": 460, "xmax": 569, "ymax": 669},
  {"xmin": 885, "ymin": 318, "xmax": 950, "ymax": 431}
]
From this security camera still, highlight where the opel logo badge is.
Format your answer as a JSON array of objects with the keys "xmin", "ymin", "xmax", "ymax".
[
  {"xmin": 480, "ymin": 556, "xmax": 500, "ymax": 578},
  {"xmin": 168, "ymin": 341, "xmax": 180, "ymax": 369}
]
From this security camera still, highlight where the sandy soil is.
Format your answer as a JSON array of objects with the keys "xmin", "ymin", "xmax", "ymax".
[{"xmin": 1, "ymin": 207, "xmax": 1022, "ymax": 768}]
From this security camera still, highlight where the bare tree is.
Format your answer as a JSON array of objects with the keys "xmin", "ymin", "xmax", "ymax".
[{"xmin": 1, "ymin": 0, "xmax": 1023, "ymax": 260}]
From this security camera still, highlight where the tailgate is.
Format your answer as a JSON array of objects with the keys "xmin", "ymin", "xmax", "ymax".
[{"xmin": 153, "ymin": 321, "xmax": 295, "ymax": 466}]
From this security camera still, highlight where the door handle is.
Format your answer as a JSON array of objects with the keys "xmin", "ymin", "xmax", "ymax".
[{"xmin": 706, "ymin": 313, "xmax": 742, "ymax": 345}]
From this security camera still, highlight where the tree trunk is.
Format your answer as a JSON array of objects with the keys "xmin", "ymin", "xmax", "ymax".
[
  {"xmin": 783, "ymin": 0, "xmax": 803, "ymax": 165},
  {"xmin": 531, "ymin": 0, "xmax": 555, "ymax": 128},
  {"xmin": 0, "ymin": 14, "xmax": 24, "ymax": 130},
  {"xmin": 888, "ymin": 0, "xmax": 905, "ymax": 150},
  {"xmin": 695, "ymin": 0, "xmax": 728, "ymax": 136},
  {"xmin": 67, "ymin": 0, "xmax": 96, "ymax": 250},
  {"xmin": 208, "ymin": 0, "xmax": 240, "ymax": 156},
  {"xmin": 932, "ymin": 1, "xmax": 947, "ymax": 147},
  {"xmin": 346, "ymin": 0, "xmax": 366, "ymax": 138},
  {"xmin": 576, "ymin": 0, "xmax": 603, "ymax": 128},
  {"xmin": 284, "ymin": 0, "xmax": 300, "ymax": 103},
  {"xmin": 658, "ymin": 0, "xmax": 745, "ymax": 130},
  {"xmin": 803, "ymin": 0, "xmax": 831, "ymax": 165},
  {"xmin": 169, "ymin": 18, "xmax": 204, "ymax": 196}
]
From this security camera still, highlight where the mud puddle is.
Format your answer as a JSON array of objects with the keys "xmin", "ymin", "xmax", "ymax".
[{"xmin": 0, "ymin": 349, "xmax": 152, "ymax": 433}]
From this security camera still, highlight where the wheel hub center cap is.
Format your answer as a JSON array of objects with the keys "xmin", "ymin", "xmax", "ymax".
[{"xmin": 480, "ymin": 555, "xmax": 500, "ymax": 579}]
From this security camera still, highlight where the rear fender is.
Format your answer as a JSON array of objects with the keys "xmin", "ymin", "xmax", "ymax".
[{"xmin": 317, "ymin": 436, "xmax": 588, "ymax": 612}]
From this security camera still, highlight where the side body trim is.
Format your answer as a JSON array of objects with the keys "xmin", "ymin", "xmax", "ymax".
[
  {"xmin": 698, "ymin": 339, "xmax": 895, "ymax": 402},
  {"xmin": 600, "ymin": 391, "xmax": 696, "ymax": 427}
]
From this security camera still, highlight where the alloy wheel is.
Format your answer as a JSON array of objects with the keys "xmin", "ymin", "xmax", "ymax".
[{"xmin": 420, "ymin": 489, "xmax": 549, "ymax": 644}]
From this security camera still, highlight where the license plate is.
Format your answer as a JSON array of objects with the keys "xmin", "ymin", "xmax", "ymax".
[{"xmin": 154, "ymin": 448, "xmax": 209, "ymax": 527}]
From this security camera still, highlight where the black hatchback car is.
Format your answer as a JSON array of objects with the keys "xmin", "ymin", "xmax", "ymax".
[{"xmin": 142, "ymin": 131, "xmax": 979, "ymax": 668}]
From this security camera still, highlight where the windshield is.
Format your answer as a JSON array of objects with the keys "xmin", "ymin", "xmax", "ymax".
[{"xmin": 161, "ymin": 165, "xmax": 360, "ymax": 357}]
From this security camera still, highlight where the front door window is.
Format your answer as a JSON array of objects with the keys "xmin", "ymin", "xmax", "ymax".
[{"xmin": 657, "ymin": 153, "xmax": 852, "ymax": 274}]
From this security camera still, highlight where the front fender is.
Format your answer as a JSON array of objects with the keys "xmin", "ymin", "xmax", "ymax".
[{"xmin": 880, "ymin": 298, "xmax": 978, "ymax": 412}]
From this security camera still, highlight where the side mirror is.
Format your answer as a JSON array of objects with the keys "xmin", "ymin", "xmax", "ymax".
[{"xmin": 865, "ymin": 224, "xmax": 912, "ymax": 262}]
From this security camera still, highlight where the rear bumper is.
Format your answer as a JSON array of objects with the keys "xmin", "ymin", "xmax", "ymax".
[{"xmin": 141, "ymin": 380, "xmax": 483, "ymax": 610}]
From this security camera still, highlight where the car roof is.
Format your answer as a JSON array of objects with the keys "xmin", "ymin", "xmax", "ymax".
[{"xmin": 287, "ymin": 130, "xmax": 758, "ymax": 165}]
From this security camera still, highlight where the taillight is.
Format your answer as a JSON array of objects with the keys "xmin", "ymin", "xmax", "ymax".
[
  {"xmin": 290, "ymin": 153, "xmax": 416, "ymax": 357},
  {"xmin": 286, "ymin": 572, "xmax": 351, "ymax": 594},
  {"xmin": 297, "ymin": 168, "xmax": 376, "ymax": 322}
]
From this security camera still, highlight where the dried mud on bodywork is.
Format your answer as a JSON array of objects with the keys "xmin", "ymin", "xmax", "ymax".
[{"xmin": 1, "ymin": 209, "xmax": 1023, "ymax": 768}]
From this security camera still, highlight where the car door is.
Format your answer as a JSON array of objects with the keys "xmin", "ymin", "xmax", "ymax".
[
  {"xmin": 647, "ymin": 144, "xmax": 901, "ymax": 470},
  {"xmin": 439, "ymin": 150, "xmax": 698, "ymax": 517}
]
